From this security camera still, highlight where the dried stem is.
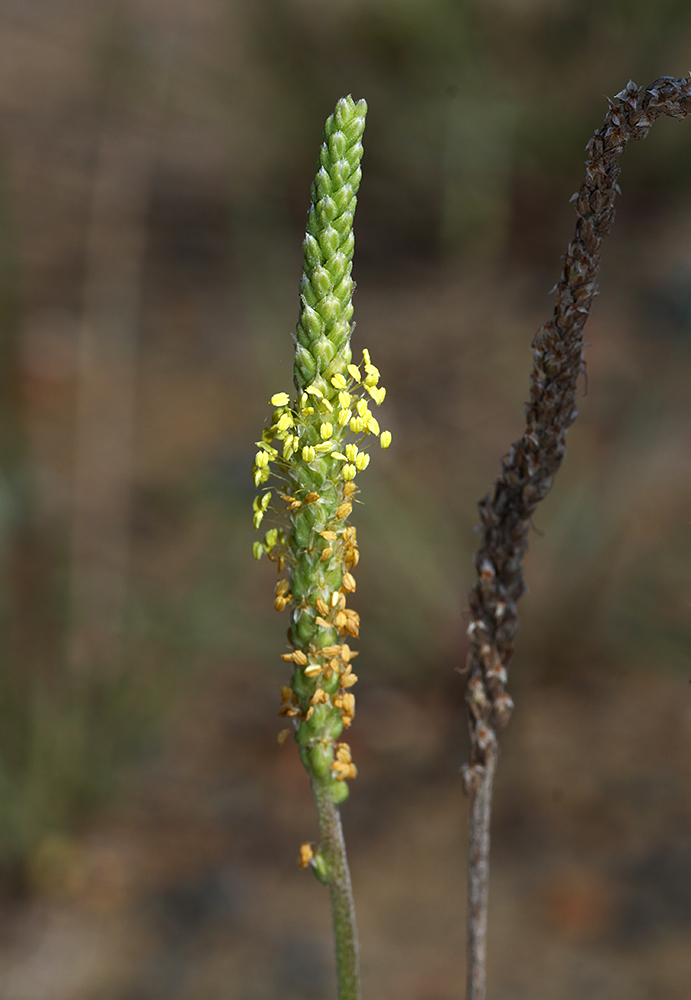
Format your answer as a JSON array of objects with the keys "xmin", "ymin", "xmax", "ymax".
[
  {"xmin": 462, "ymin": 76, "xmax": 691, "ymax": 999},
  {"xmin": 311, "ymin": 775, "xmax": 361, "ymax": 1000},
  {"xmin": 465, "ymin": 744, "xmax": 496, "ymax": 1000}
]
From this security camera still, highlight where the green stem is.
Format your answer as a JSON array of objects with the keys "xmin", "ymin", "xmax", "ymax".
[{"xmin": 311, "ymin": 774, "xmax": 361, "ymax": 1000}]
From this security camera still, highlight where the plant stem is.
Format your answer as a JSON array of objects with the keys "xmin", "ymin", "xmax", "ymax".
[
  {"xmin": 466, "ymin": 745, "xmax": 496, "ymax": 1000},
  {"xmin": 311, "ymin": 774, "xmax": 361, "ymax": 1000}
]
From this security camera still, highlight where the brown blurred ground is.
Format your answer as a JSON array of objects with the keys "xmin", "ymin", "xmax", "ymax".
[{"xmin": 0, "ymin": 1, "xmax": 691, "ymax": 998}]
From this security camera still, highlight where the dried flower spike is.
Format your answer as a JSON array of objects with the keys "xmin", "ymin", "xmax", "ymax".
[{"xmin": 462, "ymin": 75, "xmax": 691, "ymax": 1000}]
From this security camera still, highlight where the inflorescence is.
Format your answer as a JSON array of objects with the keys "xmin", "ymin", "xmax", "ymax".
[{"xmin": 251, "ymin": 96, "xmax": 391, "ymax": 818}]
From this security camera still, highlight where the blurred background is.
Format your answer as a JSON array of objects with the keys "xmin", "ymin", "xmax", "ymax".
[{"xmin": 0, "ymin": 1, "xmax": 691, "ymax": 997}]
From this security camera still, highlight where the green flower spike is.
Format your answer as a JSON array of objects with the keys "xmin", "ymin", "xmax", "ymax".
[{"xmin": 252, "ymin": 96, "xmax": 391, "ymax": 1000}]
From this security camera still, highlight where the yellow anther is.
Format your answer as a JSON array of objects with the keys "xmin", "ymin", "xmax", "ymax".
[
  {"xmin": 320, "ymin": 422, "xmax": 333, "ymax": 439},
  {"xmin": 321, "ymin": 644, "xmax": 342, "ymax": 657},
  {"xmin": 331, "ymin": 373, "xmax": 348, "ymax": 390},
  {"xmin": 304, "ymin": 492, "xmax": 320, "ymax": 503},
  {"xmin": 345, "ymin": 443, "xmax": 358, "ymax": 461},
  {"xmin": 300, "ymin": 393, "xmax": 309, "ymax": 409},
  {"xmin": 343, "ymin": 481, "xmax": 358, "ymax": 498},
  {"xmin": 341, "ymin": 672, "xmax": 358, "ymax": 688},
  {"xmin": 347, "ymin": 364, "xmax": 361, "ymax": 382},
  {"xmin": 298, "ymin": 843, "xmax": 313, "ymax": 868},
  {"xmin": 274, "ymin": 595, "xmax": 289, "ymax": 611},
  {"xmin": 342, "ymin": 464, "xmax": 356, "ymax": 481},
  {"xmin": 316, "ymin": 598, "xmax": 329, "ymax": 616},
  {"xmin": 276, "ymin": 412, "xmax": 293, "ymax": 432},
  {"xmin": 270, "ymin": 392, "xmax": 290, "ymax": 406},
  {"xmin": 362, "ymin": 348, "xmax": 371, "ymax": 364},
  {"xmin": 321, "ymin": 546, "xmax": 333, "ymax": 562},
  {"xmin": 355, "ymin": 452, "xmax": 370, "ymax": 471},
  {"xmin": 349, "ymin": 416, "xmax": 364, "ymax": 434},
  {"xmin": 306, "ymin": 385, "xmax": 323, "ymax": 398},
  {"xmin": 321, "ymin": 399, "xmax": 334, "ymax": 413},
  {"xmin": 302, "ymin": 445, "xmax": 316, "ymax": 462},
  {"xmin": 330, "ymin": 591, "xmax": 341, "ymax": 608},
  {"xmin": 380, "ymin": 430, "xmax": 392, "ymax": 448},
  {"xmin": 338, "ymin": 391, "xmax": 352, "ymax": 408},
  {"xmin": 303, "ymin": 663, "xmax": 322, "ymax": 678},
  {"xmin": 338, "ymin": 408, "xmax": 352, "ymax": 427},
  {"xmin": 365, "ymin": 416, "xmax": 380, "ymax": 436},
  {"xmin": 261, "ymin": 492, "xmax": 272, "ymax": 509},
  {"xmin": 356, "ymin": 399, "xmax": 369, "ymax": 418},
  {"xmin": 332, "ymin": 452, "xmax": 347, "ymax": 461},
  {"xmin": 283, "ymin": 436, "xmax": 296, "ymax": 458},
  {"xmin": 320, "ymin": 531, "xmax": 337, "ymax": 540},
  {"xmin": 314, "ymin": 441, "xmax": 333, "ymax": 453},
  {"xmin": 253, "ymin": 511, "xmax": 264, "ymax": 529},
  {"xmin": 336, "ymin": 501, "xmax": 352, "ymax": 519},
  {"xmin": 252, "ymin": 541, "xmax": 263, "ymax": 560},
  {"xmin": 255, "ymin": 450, "xmax": 269, "ymax": 468},
  {"xmin": 276, "ymin": 579, "xmax": 290, "ymax": 597},
  {"xmin": 277, "ymin": 728, "xmax": 291, "ymax": 744},
  {"xmin": 342, "ymin": 572, "xmax": 356, "ymax": 592}
]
